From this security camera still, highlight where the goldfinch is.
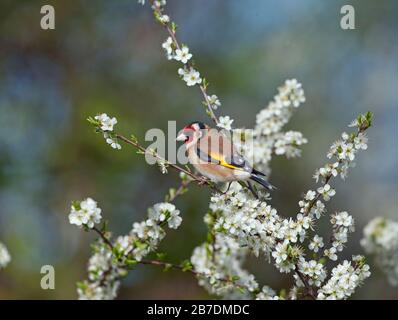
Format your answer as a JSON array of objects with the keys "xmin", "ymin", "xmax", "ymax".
[{"xmin": 176, "ymin": 121, "xmax": 275, "ymax": 196}]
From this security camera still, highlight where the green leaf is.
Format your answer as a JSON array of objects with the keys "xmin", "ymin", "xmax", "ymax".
[
  {"xmin": 163, "ymin": 263, "xmax": 173, "ymax": 272},
  {"xmin": 181, "ymin": 259, "xmax": 193, "ymax": 272},
  {"xmin": 71, "ymin": 200, "xmax": 81, "ymax": 210},
  {"xmin": 202, "ymin": 78, "xmax": 209, "ymax": 89},
  {"xmin": 87, "ymin": 116, "xmax": 100, "ymax": 126},
  {"xmin": 365, "ymin": 111, "xmax": 374, "ymax": 126},
  {"xmin": 130, "ymin": 134, "xmax": 138, "ymax": 143},
  {"xmin": 76, "ymin": 281, "xmax": 87, "ymax": 290},
  {"xmin": 101, "ymin": 220, "xmax": 109, "ymax": 233},
  {"xmin": 124, "ymin": 259, "xmax": 138, "ymax": 267},
  {"xmin": 156, "ymin": 252, "xmax": 167, "ymax": 261},
  {"xmin": 171, "ymin": 22, "xmax": 177, "ymax": 33},
  {"xmin": 231, "ymin": 275, "xmax": 240, "ymax": 281}
]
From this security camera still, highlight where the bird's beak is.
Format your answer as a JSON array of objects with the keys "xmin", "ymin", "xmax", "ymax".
[{"xmin": 176, "ymin": 133, "xmax": 187, "ymax": 142}]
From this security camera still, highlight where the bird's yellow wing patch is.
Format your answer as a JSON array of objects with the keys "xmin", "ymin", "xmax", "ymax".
[{"xmin": 207, "ymin": 151, "xmax": 244, "ymax": 170}]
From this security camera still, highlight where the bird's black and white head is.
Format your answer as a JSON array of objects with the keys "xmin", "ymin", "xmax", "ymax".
[{"xmin": 176, "ymin": 121, "xmax": 208, "ymax": 148}]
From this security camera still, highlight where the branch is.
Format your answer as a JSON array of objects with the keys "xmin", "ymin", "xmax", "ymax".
[
  {"xmin": 135, "ymin": 259, "xmax": 251, "ymax": 293},
  {"xmin": 92, "ymin": 226, "xmax": 114, "ymax": 250},
  {"xmin": 149, "ymin": 0, "xmax": 219, "ymax": 125},
  {"xmin": 115, "ymin": 133, "xmax": 223, "ymax": 193}
]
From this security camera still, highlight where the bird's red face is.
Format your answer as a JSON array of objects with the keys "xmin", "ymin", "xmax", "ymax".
[
  {"xmin": 176, "ymin": 122, "xmax": 206, "ymax": 144},
  {"xmin": 176, "ymin": 124, "xmax": 196, "ymax": 144}
]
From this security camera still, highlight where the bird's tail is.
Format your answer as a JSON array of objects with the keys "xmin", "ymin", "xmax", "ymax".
[{"xmin": 250, "ymin": 172, "xmax": 276, "ymax": 191}]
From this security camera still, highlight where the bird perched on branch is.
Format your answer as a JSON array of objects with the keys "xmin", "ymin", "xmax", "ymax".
[{"xmin": 176, "ymin": 121, "xmax": 275, "ymax": 197}]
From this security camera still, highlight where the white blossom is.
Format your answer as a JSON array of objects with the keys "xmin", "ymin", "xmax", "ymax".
[
  {"xmin": 340, "ymin": 142, "xmax": 356, "ymax": 161},
  {"xmin": 174, "ymin": 46, "xmax": 192, "ymax": 64},
  {"xmin": 78, "ymin": 280, "xmax": 120, "ymax": 300},
  {"xmin": 95, "ymin": 113, "xmax": 117, "ymax": 132},
  {"xmin": 191, "ymin": 234, "xmax": 258, "ymax": 297},
  {"xmin": 305, "ymin": 190, "xmax": 316, "ymax": 201},
  {"xmin": 272, "ymin": 240, "xmax": 297, "ymax": 273},
  {"xmin": 317, "ymin": 257, "xmax": 370, "ymax": 300},
  {"xmin": 158, "ymin": 14, "xmax": 170, "ymax": 24},
  {"xmin": 298, "ymin": 258, "xmax": 327, "ymax": 287},
  {"xmin": 217, "ymin": 116, "xmax": 234, "ymax": 131},
  {"xmin": 311, "ymin": 200, "xmax": 326, "ymax": 219},
  {"xmin": 157, "ymin": 159, "xmax": 168, "ymax": 174},
  {"xmin": 162, "ymin": 37, "xmax": 174, "ymax": 59},
  {"xmin": 256, "ymin": 286, "xmax": 279, "ymax": 300},
  {"xmin": 103, "ymin": 133, "xmax": 121, "ymax": 150},
  {"xmin": 178, "ymin": 67, "xmax": 202, "ymax": 86},
  {"xmin": 309, "ymin": 235, "xmax": 324, "ymax": 253},
  {"xmin": 317, "ymin": 184, "xmax": 336, "ymax": 201},
  {"xmin": 354, "ymin": 133, "xmax": 368, "ymax": 150},
  {"xmin": 207, "ymin": 94, "xmax": 221, "ymax": 110},
  {"xmin": 69, "ymin": 198, "xmax": 102, "ymax": 229},
  {"xmin": 0, "ymin": 242, "xmax": 11, "ymax": 269},
  {"xmin": 324, "ymin": 247, "xmax": 338, "ymax": 261},
  {"xmin": 281, "ymin": 79, "xmax": 306, "ymax": 107},
  {"xmin": 361, "ymin": 217, "xmax": 398, "ymax": 286},
  {"xmin": 114, "ymin": 236, "xmax": 133, "ymax": 257},
  {"xmin": 332, "ymin": 211, "xmax": 354, "ymax": 228},
  {"xmin": 151, "ymin": 0, "xmax": 166, "ymax": 9},
  {"xmin": 273, "ymin": 131, "xmax": 307, "ymax": 157},
  {"xmin": 314, "ymin": 162, "xmax": 339, "ymax": 182}
]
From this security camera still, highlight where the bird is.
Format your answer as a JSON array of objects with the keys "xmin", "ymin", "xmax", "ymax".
[{"xmin": 176, "ymin": 121, "xmax": 275, "ymax": 197}]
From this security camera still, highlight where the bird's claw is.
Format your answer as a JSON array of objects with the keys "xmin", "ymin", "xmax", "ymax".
[{"xmin": 198, "ymin": 177, "xmax": 209, "ymax": 185}]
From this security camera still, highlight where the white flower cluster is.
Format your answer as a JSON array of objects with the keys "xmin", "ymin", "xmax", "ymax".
[
  {"xmin": 151, "ymin": 0, "xmax": 166, "ymax": 10},
  {"xmin": 189, "ymin": 114, "xmax": 372, "ymax": 299},
  {"xmin": 361, "ymin": 217, "xmax": 398, "ymax": 286},
  {"xmin": 255, "ymin": 79, "xmax": 305, "ymax": 133},
  {"xmin": 234, "ymin": 79, "xmax": 307, "ymax": 174},
  {"xmin": 309, "ymin": 234, "xmax": 324, "ymax": 253},
  {"xmin": 317, "ymin": 256, "xmax": 370, "ymax": 300},
  {"xmin": 77, "ymin": 202, "xmax": 182, "ymax": 299},
  {"xmin": 69, "ymin": 198, "xmax": 102, "ymax": 229},
  {"xmin": 162, "ymin": 41, "xmax": 193, "ymax": 64},
  {"xmin": 78, "ymin": 279, "xmax": 120, "ymax": 300},
  {"xmin": 161, "ymin": 37, "xmax": 202, "ymax": 88},
  {"xmin": 85, "ymin": 0, "xmax": 378, "ymax": 300},
  {"xmin": 273, "ymin": 131, "xmax": 308, "ymax": 158},
  {"xmin": 191, "ymin": 233, "xmax": 261, "ymax": 298},
  {"xmin": 298, "ymin": 258, "xmax": 327, "ymax": 287},
  {"xmin": 157, "ymin": 158, "xmax": 168, "ymax": 174},
  {"xmin": 322, "ymin": 211, "xmax": 355, "ymax": 261},
  {"xmin": 208, "ymin": 183, "xmax": 314, "ymax": 275},
  {"xmin": 0, "ymin": 242, "xmax": 11, "ymax": 269},
  {"xmin": 78, "ymin": 243, "xmax": 122, "ymax": 300},
  {"xmin": 95, "ymin": 113, "xmax": 117, "ymax": 132},
  {"xmin": 178, "ymin": 67, "xmax": 202, "ymax": 87},
  {"xmin": 91, "ymin": 113, "xmax": 121, "ymax": 150},
  {"xmin": 207, "ymin": 94, "xmax": 221, "ymax": 110},
  {"xmin": 217, "ymin": 116, "xmax": 234, "ymax": 131},
  {"xmin": 322, "ymin": 131, "xmax": 368, "ymax": 180},
  {"xmin": 255, "ymin": 286, "xmax": 280, "ymax": 300}
]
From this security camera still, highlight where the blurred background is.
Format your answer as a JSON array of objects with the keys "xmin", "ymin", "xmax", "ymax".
[{"xmin": 0, "ymin": 0, "xmax": 397, "ymax": 299}]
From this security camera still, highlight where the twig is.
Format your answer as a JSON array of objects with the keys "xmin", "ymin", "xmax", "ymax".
[
  {"xmin": 167, "ymin": 179, "xmax": 191, "ymax": 203},
  {"xmin": 149, "ymin": 0, "xmax": 219, "ymax": 125},
  {"xmin": 91, "ymin": 224, "xmax": 251, "ymax": 294},
  {"xmin": 115, "ymin": 133, "xmax": 223, "ymax": 193},
  {"xmin": 295, "ymin": 269, "xmax": 316, "ymax": 300},
  {"xmin": 136, "ymin": 259, "xmax": 251, "ymax": 293},
  {"xmin": 93, "ymin": 226, "xmax": 114, "ymax": 250},
  {"xmin": 303, "ymin": 126, "xmax": 367, "ymax": 216}
]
